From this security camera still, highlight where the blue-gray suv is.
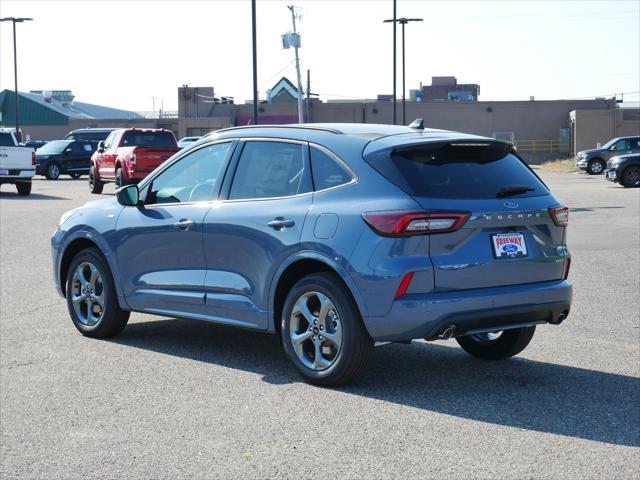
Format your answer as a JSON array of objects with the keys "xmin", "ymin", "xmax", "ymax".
[{"xmin": 51, "ymin": 123, "xmax": 572, "ymax": 385}]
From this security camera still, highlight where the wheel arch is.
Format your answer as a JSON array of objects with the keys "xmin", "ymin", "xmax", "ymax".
[{"xmin": 269, "ymin": 252, "xmax": 368, "ymax": 338}]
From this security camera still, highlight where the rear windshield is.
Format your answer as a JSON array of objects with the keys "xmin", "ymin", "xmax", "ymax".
[
  {"xmin": 365, "ymin": 142, "xmax": 549, "ymax": 199},
  {"xmin": 121, "ymin": 131, "xmax": 177, "ymax": 148},
  {"xmin": 0, "ymin": 132, "xmax": 15, "ymax": 147}
]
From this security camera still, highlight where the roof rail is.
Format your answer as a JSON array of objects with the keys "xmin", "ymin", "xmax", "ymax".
[{"xmin": 212, "ymin": 124, "xmax": 342, "ymax": 135}]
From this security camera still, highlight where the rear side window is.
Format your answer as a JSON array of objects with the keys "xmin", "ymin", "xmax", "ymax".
[
  {"xmin": 0, "ymin": 132, "xmax": 14, "ymax": 147},
  {"xmin": 365, "ymin": 142, "xmax": 548, "ymax": 199},
  {"xmin": 310, "ymin": 147, "xmax": 353, "ymax": 190},
  {"xmin": 122, "ymin": 131, "xmax": 177, "ymax": 148},
  {"xmin": 229, "ymin": 141, "xmax": 311, "ymax": 200}
]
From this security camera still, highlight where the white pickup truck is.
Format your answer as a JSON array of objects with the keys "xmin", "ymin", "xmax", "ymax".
[{"xmin": 0, "ymin": 129, "xmax": 35, "ymax": 196}]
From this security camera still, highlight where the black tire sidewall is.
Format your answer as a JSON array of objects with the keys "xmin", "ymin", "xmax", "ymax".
[
  {"xmin": 622, "ymin": 166, "xmax": 640, "ymax": 188},
  {"xmin": 16, "ymin": 181, "xmax": 31, "ymax": 196},
  {"xmin": 456, "ymin": 326, "xmax": 536, "ymax": 360},
  {"xmin": 115, "ymin": 168, "xmax": 123, "ymax": 188},
  {"xmin": 587, "ymin": 159, "xmax": 604, "ymax": 175},
  {"xmin": 89, "ymin": 166, "xmax": 103, "ymax": 194},
  {"xmin": 281, "ymin": 273, "xmax": 370, "ymax": 385}
]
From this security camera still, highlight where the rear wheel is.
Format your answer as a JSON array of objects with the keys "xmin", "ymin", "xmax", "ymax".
[
  {"xmin": 115, "ymin": 167, "xmax": 124, "ymax": 188},
  {"xmin": 587, "ymin": 159, "xmax": 605, "ymax": 175},
  {"xmin": 281, "ymin": 272, "xmax": 373, "ymax": 386},
  {"xmin": 89, "ymin": 165, "xmax": 104, "ymax": 194},
  {"xmin": 66, "ymin": 248, "xmax": 129, "ymax": 338},
  {"xmin": 621, "ymin": 166, "xmax": 640, "ymax": 188},
  {"xmin": 455, "ymin": 326, "xmax": 536, "ymax": 360},
  {"xmin": 45, "ymin": 162, "xmax": 61, "ymax": 180},
  {"xmin": 16, "ymin": 181, "xmax": 32, "ymax": 196}
]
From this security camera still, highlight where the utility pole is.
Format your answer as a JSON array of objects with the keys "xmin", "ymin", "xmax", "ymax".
[
  {"xmin": 0, "ymin": 17, "xmax": 33, "ymax": 142},
  {"xmin": 382, "ymin": 2, "xmax": 397, "ymax": 124},
  {"xmin": 287, "ymin": 5, "xmax": 304, "ymax": 123},
  {"xmin": 251, "ymin": 0, "xmax": 259, "ymax": 125},
  {"xmin": 306, "ymin": 69, "xmax": 311, "ymax": 122}
]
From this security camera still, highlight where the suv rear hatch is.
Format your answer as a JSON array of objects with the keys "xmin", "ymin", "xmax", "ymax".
[{"xmin": 364, "ymin": 138, "xmax": 569, "ymax": 292}]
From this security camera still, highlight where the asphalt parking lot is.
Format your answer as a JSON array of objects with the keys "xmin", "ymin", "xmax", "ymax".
[{"xmin": 1, "ymin": 171, "xmax": 638, "ymax": 479}]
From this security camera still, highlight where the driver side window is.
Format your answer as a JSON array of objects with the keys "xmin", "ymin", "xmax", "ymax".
[{"xmin": 145, "ymin": 142, "xmax": 232, "ymax": 205}]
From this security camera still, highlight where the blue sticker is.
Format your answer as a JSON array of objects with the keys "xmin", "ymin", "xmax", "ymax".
[{"xmin": 502, "ymin": 244, "xmax": 518, "ymax": 253}]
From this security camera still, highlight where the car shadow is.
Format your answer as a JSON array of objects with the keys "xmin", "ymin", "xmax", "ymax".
[
  {"xmin": 0, "ymin": 191, "xmax": 67, "ymax": 200},
  {"xmin": 107, "ymin": 317, "xmax": 640, "ymax": 447}
]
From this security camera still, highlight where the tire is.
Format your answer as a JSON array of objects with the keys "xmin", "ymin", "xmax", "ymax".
[
  {"xmin": 115, "ymin": 167, "xmax": 124, "ymax": 188},
  {"xmin": 587, "ymin": 159, "xmax": 605, "ymax": 175},
  {"xmin": 621, "ymin": 166, "xmax": 640, "ymax": 188},
  {"xmin": 281, "ymin": 272, "xmax": 373, "ymax": 386},
  {"xmin": 456, "ymin": 326, "xmax": 536, "ymax": 360},
  {"xmin": 69, "ymin": 173, "xmax": 81, "ymax": 179},
  {"xmin": 65, "ymin": 247, "xmax": 130, "ymax": 338},
  {"xmin": 89, "ymin": 165, "xmax": 104, "ymax": 194},
  {"xmin": 44, "ymin": 162, "xmax": 61, "ymax": 180},
  {"xmin": 16, "ymin": 181, "xmax": 31, "ymax": 196}
]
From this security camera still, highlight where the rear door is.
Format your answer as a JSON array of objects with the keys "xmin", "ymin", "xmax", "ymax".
[
  {"xmin": 201, "ymin": 139, "xmax": 313, "ymax": 329},
  {"xmin": 364, "ymin": 141, "xmax": 567, "ymax": 292},
  {"xmin": 65, "ymin": 141, "xmax": 93, "ymax": 173}
]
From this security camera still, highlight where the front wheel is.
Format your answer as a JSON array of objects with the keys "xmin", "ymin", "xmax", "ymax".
[
  {"xmin": 621, "ymin": 166, "xmax": 640, "ymax": 188},
  {"xmin": 281, "ymin": 272, "xmax": 373, "ymax": 386},
  {"xmin": 45, "ymin": 162, "xmax": 61, "ymax": 180},
  {"xmin": 66, "ymin": 247, "xmax": 130, "ymax": 338},
  {"xmin": 455, "ymin": 326, "xmax": 536, "ymax": 360},
  {"xmin": 587, "ymin": 159, "xmax": 605, "ymax": 175},
  {"xmin": 89, "ymin": 165, "xmax": 104, "ymax": 194},
  {"xmin": 115, "ymin": 168, "xmax": 125, "ymax": 188}
]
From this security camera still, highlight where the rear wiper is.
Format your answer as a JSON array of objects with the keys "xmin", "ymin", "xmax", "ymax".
[{"xmin": 496, "ymin": 185, "xmax": 535, "ymax": 198}]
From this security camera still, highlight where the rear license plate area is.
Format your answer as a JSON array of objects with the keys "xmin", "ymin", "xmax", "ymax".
[{"xmin": 492, "ymin": 233, "xmax": 527, "ymax": 258}]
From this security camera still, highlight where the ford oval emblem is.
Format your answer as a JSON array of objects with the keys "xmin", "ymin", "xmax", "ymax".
[{"xmin": 504, "ymin": 201, "xmax": 519, "ymax": 208}]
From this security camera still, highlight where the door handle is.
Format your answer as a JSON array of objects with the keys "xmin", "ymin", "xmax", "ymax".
[
  {"xmin": 173, "ymin": 219, "xmax": 195, "ymax": 231},
  {"xmin": 267, "ymin": 217, "xmax": 295, "ymax": 230}
]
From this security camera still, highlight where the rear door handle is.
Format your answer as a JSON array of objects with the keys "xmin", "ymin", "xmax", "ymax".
[
  {"xmin": 267, "ymin": 217, "xmax": 295, "ymax": 230},
  {"xmin": 173, "ymin": 219, "xmax": 195, "ymax": 231}
]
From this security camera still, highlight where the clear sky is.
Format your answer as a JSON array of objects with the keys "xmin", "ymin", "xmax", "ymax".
[{"xmin": 1, "ymin": 0, "xmax": 638, "ymax": 113}]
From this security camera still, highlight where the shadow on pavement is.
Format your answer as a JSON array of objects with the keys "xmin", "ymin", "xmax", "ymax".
[
  {"xmin": 110, "ymin": 317, "xmax": 640, "ymax": 448},
  {"xmin": 0, "ymin": 191, "xmax": 67, "ymax": 200}
]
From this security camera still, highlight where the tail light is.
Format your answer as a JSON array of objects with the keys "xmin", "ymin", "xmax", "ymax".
[
  {"xmin": 362, "ymin": 211, "xmax": 470, "ymax": 236},
  {"xmin": 549, "ymin": 206, "xmax": 569, "ymax": 226},
  {"xmin": 31, "ymin": 151, "xmax": 36, "ymax": 166},
  {"xmin": 562, "ymin": 256, "xmax": 571, "ymax": 279},
  {"xmin": 394, "ymin": 272, "xmax": 415, "ymax": 299}
]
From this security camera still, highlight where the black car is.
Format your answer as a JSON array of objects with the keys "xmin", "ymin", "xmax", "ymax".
[
  {"xmin": 605, "ymin": 153, "xmax": 640, "ymax": 188},
  {"xmin": 35, "ymin": 140, "xmax": 97, "ymax": 179},
  {"xmin": 64, "ymin": 128, "xmax": 115, "ymax": 142}
]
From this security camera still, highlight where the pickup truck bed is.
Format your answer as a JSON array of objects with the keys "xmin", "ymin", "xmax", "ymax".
[{"xmin": 0, "ymin": 130, "xmax": 35, "ymax": 196}]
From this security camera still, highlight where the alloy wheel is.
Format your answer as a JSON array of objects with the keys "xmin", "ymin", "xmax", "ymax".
[
  {"xmin": 289, "ymin": 291, "xmax": 343, "ymax": 371},
  {"xmin": 70, "ymin": 261, "xmax": 105, "ymax": 326},
  {"xmin": 47, "ymin": 163, "xmax": 60, "ymax": 179}
]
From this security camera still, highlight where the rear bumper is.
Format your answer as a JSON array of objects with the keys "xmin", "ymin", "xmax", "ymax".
[
  {"xmin": 362, "ymin": 280, "xmax": 572, "ymax": 341},
  {"xmin": 0, "ymin": 168, "xmax": 35, "ymax": 182}
]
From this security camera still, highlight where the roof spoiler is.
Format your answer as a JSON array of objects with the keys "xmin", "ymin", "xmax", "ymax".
[{"xmin": 408, "ymin": 118, "xmax": 424, "ymax": 130}]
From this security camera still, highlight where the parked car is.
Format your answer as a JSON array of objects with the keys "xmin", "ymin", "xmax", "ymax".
[
  {"xmin": 64, "ymin": 128, "xmax": 115, "ymax": 142},
  {"xmin": 52, "ymin": 123, "xmax": 572, "ymax": 386},
  {"xmin": 0, "ymin": 128, "xmax": 35, "ymax": 195},
  {"xmin": 21, "ymin": 140, "xmax": 48, "ymax": 150},
  {"xmin": 575, "ymin": 136, "xmax": 640, "ymax": 175},
  {"xmin": 35, "ymin": 139, "xmax": 96, "ymax": 179},
  {"xmin": 178, "ymin": 136, "xmax": 201, "ymax": 149},
  {"xmin": 605, "ymin": 153, "xmax": 640, "ymax": 187},
  {"xmin": 89, "ymin": 128, "xmax": 179, "ymax": 193}
]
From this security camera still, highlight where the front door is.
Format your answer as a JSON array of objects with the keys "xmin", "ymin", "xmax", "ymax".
[
  {"xmin": 115, "ymin": 141, "xmax": 235, "ymax": 317},
  {"xmin": 202, "ymin": 140, "xmax": 313, "ymax": 330}
]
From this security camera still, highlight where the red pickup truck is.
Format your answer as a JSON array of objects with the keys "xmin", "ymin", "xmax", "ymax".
[{"xmin": 89, "ymin": 128, "xmax": 179, "ymax": 194}]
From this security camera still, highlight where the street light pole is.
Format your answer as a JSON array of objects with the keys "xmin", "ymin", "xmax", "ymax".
[
  {"xmin": 0, "ymin": 17, "xmax": 33, "ymax": 143},
  {"xmin": 383, "ymin": 1, "xmax": 397, "ymax": 125},
  {"xmin": 251, "ymin": 0, "xmax": 259, "ymax": 125},
  {"xmin": 383, "ymin": 17, "xmax": 422, "ymax": 126}
]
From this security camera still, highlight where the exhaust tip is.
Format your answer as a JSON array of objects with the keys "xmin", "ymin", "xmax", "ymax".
[{"xmin": 438, "ymin": 325, "xmax": 456, "ymax": 340}]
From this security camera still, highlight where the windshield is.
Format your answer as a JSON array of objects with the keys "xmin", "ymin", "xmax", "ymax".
[
  {"xmin": 601, "ymin": 138, "xmax": 619, "ymax": 149},
  {"xmin": 36, "ymin": 140, "xmax": 73, "ymax": 155},
  {"xmin": 365, "ymin": 142, "xmax": 549, "ymax": 199}
]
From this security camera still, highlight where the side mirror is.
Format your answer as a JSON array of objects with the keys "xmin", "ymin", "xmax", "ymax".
[
  {"xmin": 64, "ymin": 148, "xmax": 73, "ymax": 155},
  {"xmin": 97, "ymin": 141, "xmax": 105, "ymax": 153},
  {"xmin": 116, "ymin": 184, "xmax": 140, "ymax": 207},
  {"xmin": 610, "ymin": 145, "xmax": 617, "ymax": 151}
]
